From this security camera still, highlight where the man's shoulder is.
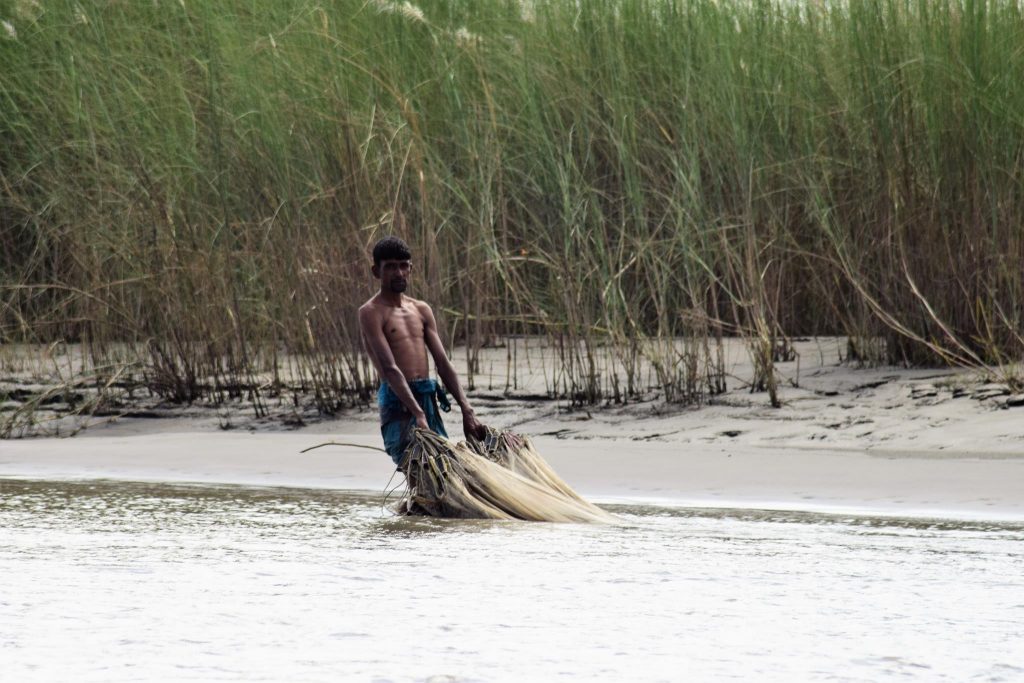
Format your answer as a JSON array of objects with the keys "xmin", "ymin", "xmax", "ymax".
[
  {"xmin": 408, "ymin": 297, "xmax": 431, "ymax": 311},
  {"xmin": 358, "ymin": 297, "xmax": 384, "ymax": 323},
  {"xmin": 409, "ymin": 298, "xmax": 436, "ymax": 320}
]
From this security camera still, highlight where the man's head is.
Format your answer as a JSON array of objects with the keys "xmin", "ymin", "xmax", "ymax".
[
  {"xmin": 372, "ymin": 236, "xmax": 412, "ymax": 266},
  {"xmin": 371, "ymin": 236, "xmax": 413, "ymax": 294}
]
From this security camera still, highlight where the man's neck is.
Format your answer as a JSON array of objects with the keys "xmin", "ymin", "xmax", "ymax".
[{"xmin": 377, "ymin": 290, "xmax": 405, "ymax": 307}]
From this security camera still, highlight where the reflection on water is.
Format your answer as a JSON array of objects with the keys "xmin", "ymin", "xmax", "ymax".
[{"xmin": 2, "ymin": 479, "xmax": 1022, "ymax": 682}]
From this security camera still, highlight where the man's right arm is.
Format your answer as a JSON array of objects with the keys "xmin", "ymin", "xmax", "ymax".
[{"xmin": 358, "ymin": 305, "xmax": 429, "ymax": 429}]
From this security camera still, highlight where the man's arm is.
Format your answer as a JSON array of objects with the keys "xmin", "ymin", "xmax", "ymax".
[
  {"xmin": 419, "ymin": 302, "xmax": 486, "ymax": 440},
  {"xmin": 358, "ymin": 305, "xmax": 429, "ymax": 429}
]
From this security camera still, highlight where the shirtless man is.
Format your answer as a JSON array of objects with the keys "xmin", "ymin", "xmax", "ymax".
[{"xmin": 358, "ymin": 236, "xmax": 485, "ymax": 466}]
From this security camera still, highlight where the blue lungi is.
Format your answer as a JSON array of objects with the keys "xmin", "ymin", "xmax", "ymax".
[{"xmin": 378, "ymin": 378, "xmax": 451, "ymax": 465}]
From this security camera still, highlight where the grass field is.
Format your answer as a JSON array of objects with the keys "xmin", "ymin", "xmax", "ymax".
[{"xmin": 2, "ymin": 0, "xmax": 1022, "ymax": 424}]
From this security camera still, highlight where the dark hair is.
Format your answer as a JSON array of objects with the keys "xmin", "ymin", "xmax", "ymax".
[{"xmin": 372, "ymin": 236, "xmax": 412, "ymax": 266}]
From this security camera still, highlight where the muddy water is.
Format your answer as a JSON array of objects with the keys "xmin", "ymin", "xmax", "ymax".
[{"xmin": 2, "ymin": 479, "xmax": 1022, "ymax": 682}]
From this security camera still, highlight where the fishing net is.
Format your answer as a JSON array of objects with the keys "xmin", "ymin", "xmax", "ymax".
[{"xmin": 394, "ymin": 427, "xmax": 619, "ymax": 524}]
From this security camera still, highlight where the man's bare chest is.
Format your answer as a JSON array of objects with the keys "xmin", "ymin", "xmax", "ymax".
[{"xmin": 381, "ymin": 305, "xmax": 425, "ymax": 344}]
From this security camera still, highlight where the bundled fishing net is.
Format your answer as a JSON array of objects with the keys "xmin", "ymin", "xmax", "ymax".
[{"xmin": 395, "ymin": 428, "xmax": 619, "ymax": 524}]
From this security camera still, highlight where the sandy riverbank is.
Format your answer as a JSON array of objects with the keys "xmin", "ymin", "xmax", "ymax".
[
  {"xmin": 3, "ymin": 428, "xmax": 1024, "ymax": 521},
  {"xmin": 3, "ymin": 338, "xmax": 1023, "ymax": 521}
]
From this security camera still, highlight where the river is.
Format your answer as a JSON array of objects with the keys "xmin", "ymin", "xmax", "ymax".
[{"xmin": 2, "ymin": 478, "xmax": 1022, "ymax": 681}]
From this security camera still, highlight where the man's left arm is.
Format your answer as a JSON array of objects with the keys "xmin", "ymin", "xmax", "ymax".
[{"xmin": 419, "ymin": 302, "xmax": 486, "ymax": 440}]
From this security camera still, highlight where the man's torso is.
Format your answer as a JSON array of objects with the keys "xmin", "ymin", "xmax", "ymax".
[{"xmin": 366, "ymin": 298, "xmax": 430, "ymax": 380}]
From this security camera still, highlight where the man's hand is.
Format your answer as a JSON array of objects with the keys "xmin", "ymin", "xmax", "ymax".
[
  {"xmin": 462, "ymin": 408, "xmax": 486, "ymax": 441},
  {"xmin": 415, "ymin": 413, "xmax": 430, "ymax": 430}
]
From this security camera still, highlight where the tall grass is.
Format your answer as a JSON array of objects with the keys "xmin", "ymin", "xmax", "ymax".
[{"xmin": 1, "ymin": 0, "xmax": 1023, "ymax": 423}]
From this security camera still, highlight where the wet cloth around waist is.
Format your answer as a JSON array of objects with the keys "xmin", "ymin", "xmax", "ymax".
[{"xmin": 378, "ymin": 378, "xmax": 451, "ymax": 465}]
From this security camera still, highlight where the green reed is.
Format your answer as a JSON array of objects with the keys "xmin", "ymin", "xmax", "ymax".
[{"xmin": 1, "ymin": 0, "xmax": 1022, "ymax": 423}]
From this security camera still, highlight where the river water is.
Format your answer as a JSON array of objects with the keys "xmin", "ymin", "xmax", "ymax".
[{"xmin": 2, "ymin": 478, "xmax": 1022, "ymax": 682}]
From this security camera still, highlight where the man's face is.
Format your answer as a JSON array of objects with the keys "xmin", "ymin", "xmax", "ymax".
[{"xmin": 375, "ymin": 259, "xmax": 412, "ymax": 293}]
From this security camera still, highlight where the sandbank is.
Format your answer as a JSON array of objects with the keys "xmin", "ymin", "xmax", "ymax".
[{"xmin": 3, "ymin": 338, "xmax": 1023, "ymax": 521}]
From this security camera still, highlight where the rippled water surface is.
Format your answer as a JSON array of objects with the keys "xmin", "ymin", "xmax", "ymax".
[{"xmin": 2, "ymin": 479, "xmax": 1023, "ymax": 682}]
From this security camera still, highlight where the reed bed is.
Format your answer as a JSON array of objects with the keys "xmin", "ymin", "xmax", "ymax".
[{"xmin": 2, "ymin": 0, "xmax": 1023, "ymax": 430}]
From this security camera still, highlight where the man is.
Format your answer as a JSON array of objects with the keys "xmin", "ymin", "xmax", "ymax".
[{"xmin": 358, "ymin": 236, "xmax": 485, "ymax": 466}]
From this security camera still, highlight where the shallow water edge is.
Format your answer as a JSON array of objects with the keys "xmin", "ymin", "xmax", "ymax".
[{"xmin": 4, "ymin": 476, "xmax": 1023, "ymax": 531}]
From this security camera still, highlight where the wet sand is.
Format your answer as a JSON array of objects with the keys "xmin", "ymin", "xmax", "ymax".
[{"xmin": 3, "ymin": 425, "xmax": 1023, "ymax": 521}]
